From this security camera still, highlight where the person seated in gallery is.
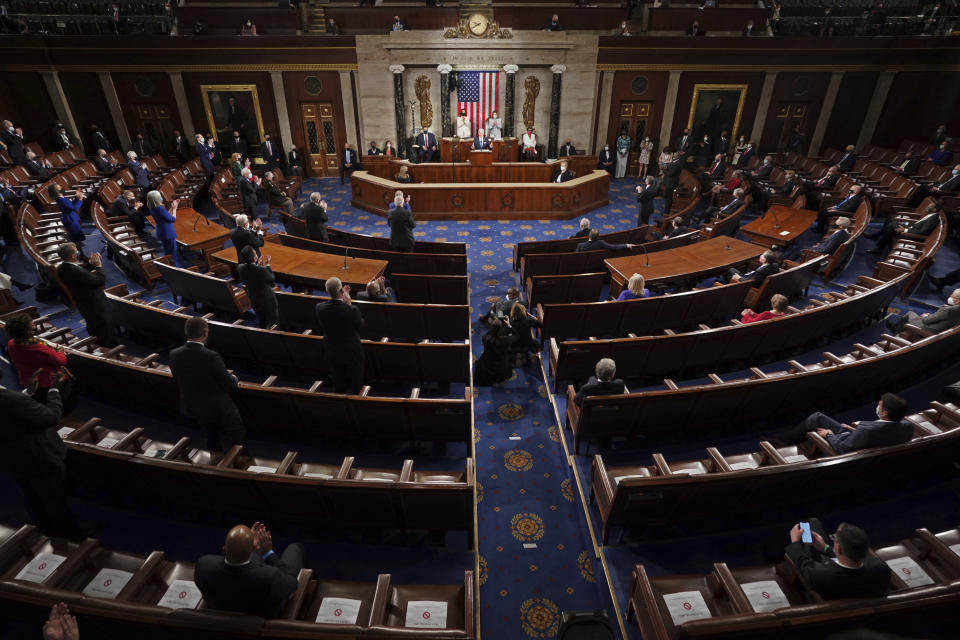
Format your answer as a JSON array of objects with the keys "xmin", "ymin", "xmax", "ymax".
[
  {"xmin": 576, "ymin": 229, "xmax": 635, "ymax": 253},
  {"xmin": 570, "ymin": 217, "xmax": 591, "ymax": 239},
  {"xmin": 521, "ymin": 127, "xmax": 538, "ymax": 161},
  {"xmin": 395, "ymin": 165, "xmax": 414, "ymax": 184},
  {"xmin": 354, "ymin": 276, "xmax": 397, "ymax": 303},
  {"xmin": 574, "ymin": 358, "xmax": 625, "ymax": 406},
  {"xmin": 740, "ymin": 293, "xmax": 789, "ymax": 324},
  {"xmin": 616, "ymin": 273, "xmax": 650, "ymax": 301}
]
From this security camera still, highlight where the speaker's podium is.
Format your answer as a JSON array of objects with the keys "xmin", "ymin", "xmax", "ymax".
[
  {"xmin": 439, "ymin": 137, "xmax": 516, "ymax": 163},
  {"xmin": 469, "ymin": 150, "xmax": 494, "ymax": 166}
]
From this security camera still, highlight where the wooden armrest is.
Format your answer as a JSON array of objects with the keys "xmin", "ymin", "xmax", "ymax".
[{"xmin": 805, "ymin": 431, "xmax": 837, "ymax": 457}]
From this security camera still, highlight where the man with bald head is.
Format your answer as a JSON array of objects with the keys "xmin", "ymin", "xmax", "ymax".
[{"xmin": 196, "ymin": 521, "xmax": 306, "ymax": 618}]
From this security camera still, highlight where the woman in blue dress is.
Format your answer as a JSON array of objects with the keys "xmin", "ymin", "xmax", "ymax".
[
  {"xmin": 146, "ymin": 190, "xmax": 180, "ymax": 267},
  {"xmin": 50, "ymin": 183, "xmax": 86, "ymax": 258}
]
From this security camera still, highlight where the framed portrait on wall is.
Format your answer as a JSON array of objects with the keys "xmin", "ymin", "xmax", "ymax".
[
  {"xmin": 687, "ymin": 84, "xmax": 748, "ymax": 142},
  {"xmin": 200, "ymin": 84, "xmax": 265, "ymax": 146}
]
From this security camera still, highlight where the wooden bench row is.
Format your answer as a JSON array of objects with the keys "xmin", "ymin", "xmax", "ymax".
[
  {"xmin": 106, "ymin": 285, "xmax": 471, "ymax": 385},
  {"xmin": 873, "ymin": 208, "xmax": 947, "ymax": 297},
  {"xmin": 591, "ymin": 400, "xmax": 960, "ymax": 544},
  {"xmin": 277, "ymin": 234, "xmax": 468, "ymax": 277},
  {"xmin": 564, "ymin": 321, "xmax": 960, "ymax": 453},
  {"xmin": 14, "ymin": 202, "xmax": 75, "ymax": 307},
  {"xmin": 60, "ymin": 417, "xmax": 474, "ymax": 543},
  {"xmin": 0, "ymin": 525, "xmax": 474, "ymax": 639},
  {"xmin": 91, "ymin": 201, "xmax": 167, "ymax": 289},
  {"xmin": 512, "ymin": 225, "xmax": 651, "ymax": 271}
]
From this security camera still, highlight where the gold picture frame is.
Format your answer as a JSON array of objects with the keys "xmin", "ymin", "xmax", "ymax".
[
  {"xmin": 687, "ymin": 83, "xmax": 748, "ymax": 141},
  {"xmin": 200, "ymin": 84, "xmax": 266, "ymax": 145}
]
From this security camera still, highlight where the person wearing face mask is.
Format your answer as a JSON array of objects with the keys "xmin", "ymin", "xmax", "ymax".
[
  {"xmin": 885, "ymin": 288, "xmax": 960, "ymax": 334},
  {"xmin": 597, "ymin": 143, "xmax": 615, "ymax": 175},
  {"xmin": 260, "ymin": 134, "xmax": 280, "ymax": 171},
  {"xmin": 130, "ymin": 133, "xmax": 154, "ymax": 158},
  {"xmin": 697, "ymin": 134, "xmax": 712, "ymax": 168},
  {"xmin": 383, "ymin": 141, "xmax": 395, "ymax": 157},
  {"xmin": 927, "ymin": 142, "xmax": 953, "ymax": 167},
  {"xmin": 231, "ymin": 130, "xmax": 249, "ymax": 162},
  {"xmin": 486, "ymin": 112, "xmax": 502, "ymax": 140},
  {"xmin": 770, "ymin": 392, "xmax": 911, "ymax": 452},
  {"xmin": 551, "ymin": 161, "xmax": 573, "ymax": 183},
  {"xmin": 521, "ymin": 127, "xmax": 538, "ymax": 161},
  {"xmin": 638, "ymin": 136, "xmax": 653, "ymax": 178},
  {"xmin": 615, "ymin": 131, "xmax": 631, "ymax": 178},
  {"xmin": 816, "ymin": 184, "xmax": 862, "ymax": 232},
  {"xmin": 929, "ymin": 164, "xmax": 960, "ymax": 195},
  {"xmin": 735, "ymin": 140, "xmax": 755, "ymax": 168}
]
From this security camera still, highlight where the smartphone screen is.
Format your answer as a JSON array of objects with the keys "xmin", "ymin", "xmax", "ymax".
[{"xmin": 799, "ymin": 521, "xmax": 812, "ymax": 544}]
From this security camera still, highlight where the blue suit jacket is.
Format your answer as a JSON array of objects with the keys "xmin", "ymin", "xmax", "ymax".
[
  {"xmin": 826, "ymin": 419, "xmax": 913, "ymax": 454},
  {"xmin": 197, "ymin": 142, "xmax": 214, "ymax": 172},
  {"xmin": 813, "ymin": 229, "xmax": 849, "ymax": 255},
  {"xmin": 151, "ymin": 205, "xmax": 176, "ymax": 242},
  {"xmin": 129, "ymin": 160, "xmax": 149, "ymax": 188},
  {"xmin": 57, "ymin": 196, "xmax": 84, "ymax": 242}
]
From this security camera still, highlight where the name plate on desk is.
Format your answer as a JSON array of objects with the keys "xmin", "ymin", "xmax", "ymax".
[
  {"xmin": 158, "ymin": 580, "xmax": 203, "ymax": 609},
  {"xmin": 740, "ymin": 580, "xmax": 790, "ymax": 612},
  {"xmin": 82, "ymin": 568, "xmax": 133, "ymax": 599},
  {"xmin": 316, "ymin": 597, "xmax": 362, "ymax": 624},
  {"xmin": 15, "ymin": 553, "xmax": 66, "ymax": 583},
  {"xmin": 405, "ymin": 601, "xmax": 448, "ymax": 628},
  {"xmin": 887, "ymin": 557, "xmax": 935, "ymax": 587},
  {"xmin": 662, "ymin": 590, "xmax": 712, "ymax": 625}
]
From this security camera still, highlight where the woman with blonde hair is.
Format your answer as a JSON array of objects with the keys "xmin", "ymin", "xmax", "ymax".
[
  {"xmin": 231, "ymin": 152, "xmax": 243, "ymax": 182},
  {"xmin": 741, "ymin": 293, "xmax": 789, "ymax": 323},
  {"xmin": 396, "ymin": 165, "xmax": 413, "ymax": 184},
  {"xmin": 617, "ymin": 273, "xmax": 650, "ymax": 300}
]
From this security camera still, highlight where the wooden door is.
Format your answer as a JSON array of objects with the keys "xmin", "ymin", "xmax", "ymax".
[
  {"xmin": 617, "ymin": 102, "xmax": 653, "ymax": 176},
  {"xmin": 771, "ymin": 102, "xmax": 807, "ymax": 153},
  {"xmin": 135, "ymin": 104, "xmax": 175, "ymax": 157},
  {"xmin": 300, "ymin": 103, "xmax": 339, "ymax": 178}
]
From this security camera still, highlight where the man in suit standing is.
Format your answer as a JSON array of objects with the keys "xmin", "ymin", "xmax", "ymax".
[
  {"xmin": 127, "ymin": 151, "xmax": 150, "ymax": 192},
  {"xmin": 172, "ymin": 130, "xmax": 191, "ymax": 163},
  {"xmin": 674, "ymin": 128, "xmax": 692, "ymax": 157},
  {"xmin": 574, "ymin": 358, "xmax": 625, "ymax": 406},
  {"xmin": 56, "ymin": 244, "xmax": 118, "ymax": 347},
  {"xmin": 287, "ymin": 145, "xmax": 303, "ymax": 176},
  {"xmin": 196, "ymin": 522, "xmax": 305, "ymax": 619},
  {"xmin": 52, "ymin": 124, "xmax": 74, "ymax": 151},
  {"xmin": 111, "ymin": 190, "xmax": 147, "ymax": 235},
  {"xmin": 263, "ymin": 172, "xmax": 294, "ymax": 217},
  {"xmin": 238, "ymin": 246, "xmax": 278, "ymax": 328},
  {"xmin": 636, "ymin": 176, "xmax": 658, "ymax": 226},
  {"xmin": 315, "ymin": 277, "xmax": 365, "ymax": 394},
  {"xmin": 88, "ymin": 124, "xmax": 113, "ymax": 155},
  {"xmin": 260, "ymin": 134, "xmax": 281, "ymax": 171},
  {"xmin": 231, "ymin": 214, "xmax": 264, "ymax": 259},
  {"xmin": 550, "ymin": 160, "xmax": 574, "ymax": 183},
  {"xmin": 0, "ymin": 371, "xmax": 85, "ymax": 539},
  {"xmin": 736, "ymin": 141, "xmax": 755, "ymax": 168},
  {"xmin": 816, "ymin": 184, "xmax": 862, "ymax": 232},
  {"xmin": 576, "ymin": 229, "xmax": 635, "ymax": 253},
  {"xmin": 836, "ymin": 144, "xmax": 857, "ymax": 171},
  {"xmin": 724, "ymin": 249, "xmax": 779, "ymax": 284},
  {"xmin": 867, "ymin": 203, "xmax": 941, "ymax": 256},
  {"xmin": 885, "ymin": 288, "xmax": 960, "ymax": 334},
  {"xmin": 340, "ymin": 143, "xmax": 358, "ymax": 184},
  {"xmin": 130, "ymin": 134, "xmax": 154, "ymax": 158},
  {"xmin": 784, "ymin": 521, "xmax": 890, "ymax": 600},
  {"xmin": 661, "ymin": 151, "xmax": 684, "ymax": 213},
  {"xmin": 230, "ymin": 131, "xmax": 248, "ymax": 163},
  {"xmin": 416, "ymin": 127, "xmax": 438, "ymax": 163},
  {"xmin": 195, "ymin": 134, "xmax": 215, "ymax": 183},
  {"xmin": 713, "ymin": 130, "xmax": 730, "ymax": 158},
  {"xmin": 169, "ymin": 316, "xmax": 246, "ymax": 451},
  {"xmin": 559, "ymin": 139, "xmax": 576, "ymax": 157},
  {"xmin": 471, "ymin": 128, "xmax": 492, "ymax": 151},
  {"xmin": 238, "ymin": 168, "xmax": 260, "ymax": 220},
  {"xmin": 2, "ymin": 120, "xmax": 26, "ymax": 164},
  {"xmin": 388, "ymin": 192, "xmax": 416, "ymax": 252},
  {"xmin": 301, "ymin": 192, "xmax": 328, "ymax": 242}
]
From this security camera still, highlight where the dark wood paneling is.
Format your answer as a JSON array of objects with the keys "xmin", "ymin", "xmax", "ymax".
[
  {"xmin": 874, "ymin": 72, "xmax": 960, "ymax": 149},
  {"xmin": 492, "ymin": 7, "xmax": 627, "ymax": 31},
  {"xmin": 758, "ymin": 71, "xmax": 829, "ymax": 153},
  {"xmin": 111, "ymin": 72, "xmax": 182, "ymax": 140},
  {"xmin": 647, "ymin": 8, "xmax": 770, "ymax": 32},
  {"xmin": 181, "ymin": 71, "xmax": 280, "ymax": 150},
  {"xmin": 326, "ymin": 8, "xmax": 460, "ymax": 33},
  {"xmin": 821, "ymin": 72, "xmax": 877, "ymax": 153},
  {"xmin": 282, "ymin": 70, "xmax": 345, "ymax": 174},
  {"xmin": 605, "ymin": 71, "xmax": 669, "ymax": 156},
  {"xmin": 58, "ymin": 72, "xmax": 116, "ymax": 155},
  {"xmin": 0, "ymin": 72, "xmax": 57, "ymax": 147},
  {"xmin": 176, "ymin": 7, "xmax": 299, "ymax": 35},
  {"xmin": 672, "ymin": 71, "xmax": 765, "ymax": 144}
]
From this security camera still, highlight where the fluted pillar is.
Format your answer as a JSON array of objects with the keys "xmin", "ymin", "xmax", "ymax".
[
  {"xmin": 547, "ymin": 64, "xmax": 565, "ymax": 160},
  {"xmin": 438, "ymin": 64, "xmax": 453, "ymax": 138},
  {"xmin": 503, "ymin": 64, "xmax": 518, "ymax": 139},
  {"xmin": 390, "ymin": 64, "xmax": 407, "ymax": 158}
]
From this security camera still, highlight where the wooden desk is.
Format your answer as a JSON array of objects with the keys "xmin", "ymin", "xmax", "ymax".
[
  {"xmin": 149, "ymin": 207, "xmax": 231, "ymax": 266},
  {"xmin": 210, "ymin": 238, "xmax": 388, "ymax": 292},
  {"xmin": 605, "ymin": 236, "xmax": 765, "ymax": 296},
  {"xmin": 439, "ymin": 137, "xmax": 517, "ymax": 163},
  {"xmin": 740, "ymin": 206, "xmax": 817, "ymax": 247}
]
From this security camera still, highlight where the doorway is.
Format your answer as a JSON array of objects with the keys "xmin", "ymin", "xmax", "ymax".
[
  {"xmin": 300, "ymin": 103, "xmax": 339, "ymax": 177},
  {"xmin": 616, "ymin": 102, "xmax": 653, "ymax": 176},
  {"xmin": 134, "ymin": 104, "xmax": 175, "ymax": 157}
]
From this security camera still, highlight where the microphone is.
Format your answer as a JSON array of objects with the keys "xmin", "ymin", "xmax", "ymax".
[
  {"xmin": 342, "ymin": 246, "xmax": 351, "ymax": 270},
  {"xmin": 766, "ymin": 206, "xmax": 782, "ymax": 229},
  {"xmin": 638, "ymin": 241, "xmax": 650, "ymax": 267},
  {"xmin": 192, "ymin": 213, "xmax": 206, "ymax": 232}
]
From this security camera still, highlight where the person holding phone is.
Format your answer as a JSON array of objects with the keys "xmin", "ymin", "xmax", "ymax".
[{"xmin": 785, "ymin": 520, "xmax": 891, "ymax": 600}]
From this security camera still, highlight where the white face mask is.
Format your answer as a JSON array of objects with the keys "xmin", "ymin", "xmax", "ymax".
[
  {"xmin": 948, "ymin": 296, "xmax": 958, "ymax": 306},
  {"xmin": 953, "ymin": 170, "xmax": 958, "ymax": 176},
  {"xmin": 876, "ymin": 404, "xmax": 883, "ymax": 419}
]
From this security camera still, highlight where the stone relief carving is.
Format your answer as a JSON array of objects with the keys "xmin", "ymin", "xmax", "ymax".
[
  {"xmin": 522, "ymin": 76, "xmax": 540, "ymax": 131},
  {"xmin": 442, "ymin": 20, "xmax": 513, "ymax": 39},
  {"xmin": 415, "ymin": 75, "xmax": 433, "ymax": 128}
]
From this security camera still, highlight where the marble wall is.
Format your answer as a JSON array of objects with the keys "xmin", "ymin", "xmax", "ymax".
[{"xmin": 354, "ymin": 31, "xmax": 600, "ymax": 158}]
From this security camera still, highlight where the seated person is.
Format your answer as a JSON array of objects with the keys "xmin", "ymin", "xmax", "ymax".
[
  {"xmin": 723, "ymin": 169, "xmax": 744, "ymax": 191},
  {"xmin": 797, "ymin": 216, "xmax": 851, "ymax": 260},
  {"xmin": 196, "ymin": 522, "xmax": 306, "ymax": 619},
  {"xmin": 574, "ymin": 358, "xmax": 625, "ymax": 406},
  {"xmin": 785, "ymin": 520, "xmax": 891, "ymax": 600},
  {"xmin": 24, "ymin": 151, "xmax": 52, "ymax": 179},
  {"xmin": 570, "ymin": 217, "xmax": 591, "ymax": 239},
  {"xmin": 891, "ymin": 151, "xmax": 921, "ymax": 176},
  {"xmin": 928, "ymin": 164, "xmax": 960, "ymax": 195},
  {"xmin": 395, "ymin": 165, "xmax": 413, "ymax": 184},
  {"xmin": 867, "ymin": 202, "xmax": 941, "ymax": 256},
  {"xmin": 617, "ymin": 273, "xmax": 650, "ymax": 300},
  {"xmin": 816, "ymin": 185, "xmax": 861, "ymax": 232},
  {"xmin": 576, "ymin": 229, "xmax": 635, "ymax": 253},
  {"xmin": 666, "ymin": 216, "xmax": 689, "ymax": 238},
  {"xmin": 927, "ymin": 142, "xmax": 953, "ymax": 166},
  {"xmin": 354, "ymin": 276, "xmax": 397, "ymax": 303},
  {"xmin": 740, "ymin": 293, "xmax": 789, "ymax": 324},
  {"xmin": 770, "ymin": 170, "xmax": 798, "ymax": 196},
  {"xmin": 473, "ymin": 318, "xmax": 518, "ymax": 386},
  {"xmin": 752, "ymin": 155, "xmax": 774, "ymax": 180},
  {"xmin": 367, "ymin": 140, "xmax": 381, "ymax": 156},
  {"xmin": 773, "ymin": 392, "xmax": 911, "ymax": 452},
  {"xmin": 885, "ymin": 288, "xmax": 960, "ymax": 334},
  {"xmin": 508, "ymin": 302, "xmax": 541, "ymax": 363},
  {"xmin": 725, "ymin": 249, "xmax": 779, "ymax": 284},
  {"xmin": 486, "ymin": 286, "xmax": 521, "ymax": 323},
  {"xmin": 551, "ymin": 160, "xmax": 574, "ymax": 183},
  {"xmin": 690, "ymin": 185, "xmax": 721, "ymax": 224},
  {"xmin": 112, "ymin": 190, "xmax": 147, "ymax": 235},
  {"xmin": 92, "ymin": 148, "xmax": 116, "ymax": 173}
]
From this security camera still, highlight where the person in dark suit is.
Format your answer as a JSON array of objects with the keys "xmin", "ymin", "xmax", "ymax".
[
  {"xmin": 704, "ymin": 153, "xmax": 726, "ymax": 179},
  {"xmin": 112, "ymin": 190, "xmax": 147, "ymax": 235},
  {"xmin": 130, "ymin": 134, "xmax": 154, "ymax": 158},
  {"xmin": 806, "ymin": 165, "xmax": 840, "ymax": 192},
  {"xmin": 736, "ymin": 141, "xmax": 755, "ymax": 168},
  {"xmin": 388, "ymin": 192, "xmax": 416, "ymax": 252},
  {"xmin": 667, "ymin": 217, "xmax": 689, "ymax": 238},
  {"xmin": 816, "ymin": 185, "xmax": 862, "ymax": 232},
  {"xmin": 570, "ymin": 218, "xmax": 591, "ymax": 239},
  {"xmin": 195, "ymin": 133, "xmax": 215, "ymax": 183},
  {"xmin": 286, "ymin": 145, "xmax": 303, "ymax": 177},
  {"xmin": 674, "ymin": 128, "xmax": 692, "ymax": 156},
  {"xmin": 551, "ymin": 160, "xmax": 574, "ymax": 183},
  {"xmin": 315, "ymin": 277, "xmax": 365, "ymax": 394},
  {"xmin": 52, "ymin": 124, "xmax": 74, "ymax": 151},
  {"xmin": 340, "ymin": 143, "xmax": 358, "ymax": 184},
  {"xmin": 169, "ymin": 316, "xmax": 246, "ymax": 451},
  {"xmin": 92, "ymin": 149, "xmax": 116, "ymax": 173},
  {"xmin": 24, "ymin": 152, "xmax": 51, "ymax": 179},
  {"xmin": 636, "ymin": 177, "xmax": 658, "ymax": 226},
  {"xmin": 891, "ymin": 152, "xmax": 921, "ymax": 176},
  {"xmin": 367, "ymin": 141, "xmax": 381, "ymax": 156},
  {"xmin": 704, "ymin": 188, "xmax": 744, "ymax": 225},
  {"xmin": 753, "ymin": 155, "xmax": 774, "ymax": 180},
  {"xmin": 172, "ymin": 130, "xmax": 191, "ymax": 163},
  {"xmin": 196, "ymin": 522, "xmax": 306, "ymax": 619},
  {"xmin": 238, "ymin": 246, "xmax": 278, "ymax": 329},
  {"xmin": 774, "ymin": 392, "xmax": 910, "ymax": 451},
  {"xmin": 661, "ymin": 152, "xmax": 684, "ymax": 213},
  {"xmin": 238, "ymin": 167, "xmax": 260, "ymax": 220},
  {"xmin": 713, "ymin": 130, "xmax": 730, "ymax": 157},
  {"xmin": 576, "ymin": 229, "xmax": 635, "ymax": 253},
  {"xmin": 784, "ymin": 521, "xmax": 890, "ymax": 600},
  {"xmin": 56, "ymin": 244, "xmax": 118, "ymax": 347},
  {"xmin": 867, "ymin": 203, "xmax": 941, "ymax": 256},
  {"xmin": 473, "ymin": 318, "xmax": 518, "ymax": 386},
  {"xmin": 354, "ymin": 276, "xmax": 397, "ymax": 303},
  {"xmin": 929, "ymin": 164, "xmax": 960, "ymax": 195},
  {"xmin": 724, "ymin": 249, "xmax": 779, "ymax": 284},
  {"xmin": 836, "ymin": 145, "xmax": 857, "ymax": 171},
  {"xmin": 686, "ymin": 20, "xmax": 700, "ymax": 36},
  {"xmin": 230, "ymin": 131, "xmax": 248, "ymax": 163},
  {"xmin": 696, "ymin": 135, "xmax": 712, "ymax": 167},
  {"xmin": 885, "ymin": 288, "xmax": 960, "ymax": 334},
  {"xmin": 507, "ymin": 302, "xmax": 541, "ymax": 363},
  {"xmin": 574, "ymin": 358, "xmax": 626, "ymax": 406},
  {"xmin": 597, "ymin": 144, "xmax": 615, "ymax": 175},
  {"xmin": 486, "ymin": 287, "xmax": 521, "ymax": 324},
  {"xmin": 415, "ymin": 127, "xmax": 438, "ymax": 163},
  {"xmin": 263, "ymin": 171, "xmax": 294, "ymax": 217},
  {"xmin": 88, "ymin": 124, "xmax": 113, "ymax": 154},
  {"xmin": 559, "ymin": 139, "xmax": 576, "ymax": 157},
  {"xmin": 807, "ymin": 216, "xmax": 852, "ymax": 258},
  {"xmin": 471, "ymin": 128, "xmax": 492, "ymax": 150},
  {"xmin": 127, "ymin": 151, "xmax": 150, "ymax": 192},
  {"xmin": 0, "ymin": 372, "xmax": 85, "ymax": 539},
  {"xmin": 301, "ymin": 192, "xmax": 329, "ymax": 242},
  {"xmin": 231, "ymin": 214, "xmax": 265, "ymax": 259},
  {"xmin": 260, "ymin": 134, "xmax": 281, "ymax": 171},
  {"xmin": 2, "ymin": 120, "xmax": 27, "ymax": 164}
]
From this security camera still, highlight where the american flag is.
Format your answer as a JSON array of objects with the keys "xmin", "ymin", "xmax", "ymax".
[{"xmin": 457, "ymin": 70, "xmax": 499, "ymax": 138}]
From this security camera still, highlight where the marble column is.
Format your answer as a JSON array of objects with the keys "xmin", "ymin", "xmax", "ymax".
[
  {"xmin": 41, "ymin": 72, "xmax": 80, "ymax": 143},
  {"xmin": 438, "ymin": 64, "xmax": 452, "ymax": 138},
  {"xmin": 808, "ymin": 71, "xmax": 844, "ymax": 157},
  {"xmin": 270, "ymin": 71, "xmax": 295, "ymax": 155},
  {"xmin": 658, "ymin": 70, "xmax": 682, "ymax": 152},
  {"xmin": 339, "ymin": 71, "xmax": 360, "ymax": 150},
  {"xmin": 594, "ymin": 70, "xmax": 614, "ymax": 153},
  {"xmin": 390, "ymin": 64, "xmax": 407, "ymax": 158},
  {"xmin": 503, "ymin": 64, "xmax": 518, "ymax": 139},
  {"xmin": 857, "ymin": 71, "xmax": 896, "ymax": 150},
  {"xmin": 97, "ymin": 72, "xmax": 130, "ymax": 151},
  {"xmin": 168, "ymin": 72, "xmax": 196, "ymax": 138},
  {"xmin": 750, "ymin": 71, "xmax": 778, "ymax": 145},
  {"xmin": 548, "ymin": 64, "xmax": 565, "ymax": 160}
]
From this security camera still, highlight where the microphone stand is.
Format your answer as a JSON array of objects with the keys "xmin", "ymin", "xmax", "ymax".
[
  {"xmin": 765, "ymin": 206, "xmax": 782, "ymax": 229},
  {"xmin": 342, "ymin": 246, "xmax": 351, "ymax": 271},
  {"xmin": 638, "ymin": 241, "xmax": 650, "ymax": 267},
  {"xmin": 192, "ymin": 213, "xmax": 210, "ymax": 232}
]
